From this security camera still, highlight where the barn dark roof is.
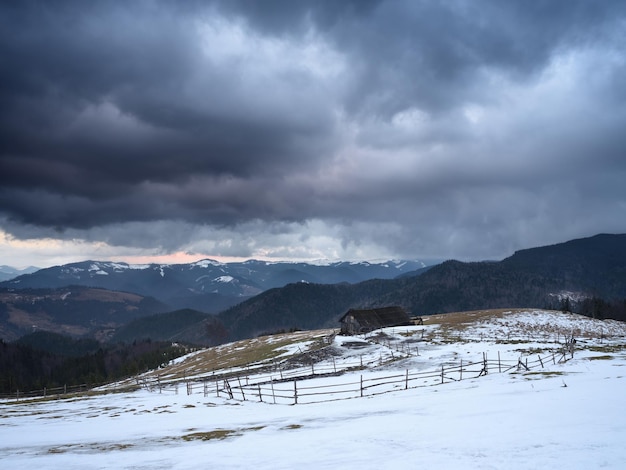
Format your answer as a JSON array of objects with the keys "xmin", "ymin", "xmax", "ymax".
[{"xmin": 339, "ymin": 306, "xmax": 411, "ymax": 334}]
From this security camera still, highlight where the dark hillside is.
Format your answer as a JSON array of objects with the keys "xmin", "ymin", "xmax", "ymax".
[
  {"xmin": 0, "ymin": 287, "xmax": 169, "ymax": 342},
  {"xmin": 218, "ymin": 283, "xmax": 355, "ymax": 341},
  {"xmin": 502, "ymin": 233, "xmax": 626, "ymax": 298},
  {"xmin": 217, "ymin": 277, "xmax": 412, "ymax": 342},
  {"xmin": 109, "ymin": 309, "xmax": 217, "ymax": 346},
  {"xmin": 16, "ymin": 331, "xmax": 100, "ymax": 356},
  {"xmin": 504, "ymin": 234, "xmax": 626, "ymax": 269},
  {"xmin": 378, "ymin": 260, "xmax": 558, "ymax": 314}
]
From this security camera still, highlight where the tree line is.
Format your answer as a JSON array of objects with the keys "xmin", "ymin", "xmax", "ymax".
[
  {"xmin": 0, "ymin": 335, "xmax": 188, "ymax": 394},
  {"xmin": 577, "ymin": 297, "xmax": 626, "ymax": 322}
]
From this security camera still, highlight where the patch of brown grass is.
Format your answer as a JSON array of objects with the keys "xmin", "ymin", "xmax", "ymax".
[
  {"xmin": 282, "ymin": 424, "xmax": 303, "ymax": 430},
  {"xmin": 144, "ymin": 329, "xmax": 336, "ymax": 381},
  {"xmin": 424, "ymin": 309, "xmax": 530, "ymax": 328},
  {"xmin": 588, "ymin": 355, "xmax": 614, "ymax": 361},
  {"xmin": 182, "ymin": 430, "xmax": 237, "ymax": 441},
  {"xmin": 182, "ymin": 426, "xmax": 265, "ymax": 442},
  {"xmin": 523, "ymin": 371, "xmax": 565, "ymax": 379}
]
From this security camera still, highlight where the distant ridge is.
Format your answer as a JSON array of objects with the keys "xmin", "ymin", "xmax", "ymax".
[
  {"xmin": 0, "ymin": 259, "xmax": 427, "ymax": 313},
  {"xmin": 0, "ymin": 265, "xmax": 39, "ymax": 282}
]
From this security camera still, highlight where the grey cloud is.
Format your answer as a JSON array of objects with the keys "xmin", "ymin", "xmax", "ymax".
[{"xmin": 341, "ymin": 1, "xmax": 626, "ymax": 117}]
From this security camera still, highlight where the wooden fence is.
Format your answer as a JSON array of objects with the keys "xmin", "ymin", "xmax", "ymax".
[
  {"xmin": 224, "ymin": 350, "xmax": 568, "ymax": 405},
  {"xmin": 139, "ymin": 348, "xmax": 571, "ymax": 406},
  {"xmin": 0, "ymin": 382, "xmax": 118, "ymax": 401}
]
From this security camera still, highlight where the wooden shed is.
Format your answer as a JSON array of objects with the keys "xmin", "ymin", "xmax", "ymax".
[{"xmin": 339, "ymin": 306, "xmax": 411, "ymax": 335}]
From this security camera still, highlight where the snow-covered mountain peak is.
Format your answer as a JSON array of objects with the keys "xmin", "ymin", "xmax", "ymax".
[{"xmin": 191, "ymin": 259, "xmax": 225, "ymax": 268}]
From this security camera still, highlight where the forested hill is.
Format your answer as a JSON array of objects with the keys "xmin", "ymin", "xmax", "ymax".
[
  {"xmin": 218, "ymin": 280, "xmax": 392, "ymax": 340},
  {"xmin": 217, "ymin": 234, "xmax": 626, "ymax": 341},
  {"xmin": 500, "ymin": 233, "xmax": 626, "ymax": 298}
]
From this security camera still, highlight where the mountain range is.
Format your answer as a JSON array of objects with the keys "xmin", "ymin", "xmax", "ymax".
[
  {"xmin": 0, "ymin": 259, "xmax": 427, "ymax": 343},
  {"xmin": 1, "ymin": 233, "xmax": 625, "ymax": 347},
  {"xmin": 0, "ymin": 259, "xmax": 427, "ymax": 313}
]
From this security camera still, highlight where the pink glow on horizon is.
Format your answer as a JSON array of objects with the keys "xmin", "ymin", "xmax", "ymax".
[{"xmin": 113, "ymin": 251, "xmax": 270, "ymax": 265}]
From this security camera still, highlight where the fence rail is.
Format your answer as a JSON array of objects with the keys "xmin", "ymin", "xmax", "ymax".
[{"xmin": 0, "ymin": 382, "xmax": 122, "ymax": 401}]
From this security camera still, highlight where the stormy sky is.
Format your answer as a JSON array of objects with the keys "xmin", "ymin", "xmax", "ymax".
[{"xmin": 2, "ymin": 1, "xmax": 626, "ymax": 268}]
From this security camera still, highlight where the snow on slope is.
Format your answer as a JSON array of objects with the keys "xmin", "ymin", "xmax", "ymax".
[{"xmin": 2, "ymin": 310, "xmax": 626, "ymax": 469}]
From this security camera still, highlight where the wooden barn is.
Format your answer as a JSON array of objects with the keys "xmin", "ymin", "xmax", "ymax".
[{"xmin": 339, "ymin": 306, "xmax": 412, "ymax": 335}]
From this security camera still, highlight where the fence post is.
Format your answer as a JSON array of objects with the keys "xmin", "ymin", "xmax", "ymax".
[
  {"xmin": 441, "ymin": 365, "xmax": 444, "ymax": 384},
  {"xmin": 258, "ymin": 384, "xmax": 263, "ymax": 403},
  {"xmin": 216, "ymin": 379, "xmax": 220, "ymax": 398},
  {"xmin": 600, "ymin": 326, "xmax": 603, "ymax": 344},
  {"xmin": 271, "ymin": 380, "xmax": 276, "ymax": 404},
  {"xmin": 405, "ymin": 369, "xmax": 409, "ymax": 390},
  {"xmin": 360, "ymin": 375, "xmax": 364, "ymax": 397},
  {"xmin": 517, "ymin": 357, "xmax": 529, "ymax": 371},
  {"xmin": 332, "ymin": 356, "xmax": 336, "ymax": 373},
  {"xmin": 294, "ymin": 380, "xmax": 298, "ymax": 405},
  {"xmin": 224, "ymin": 380, "xmax": 233, "ymax": 399},
  {"xmin": 460, "ymin": 359, "xmax": 463, "ymax": 381},
  {"xmin": 538, "ymin": 355, "xmax": 544, "ymax": 368},
  {"xmin": 483, "ymin": 352, "xmax": 488, "ymax": 375},
  {"xmin": 237, "ymin": 376, "xmax": 246, "ymax": 401},
  {"xmin": 498, "ymin": 351, "xmax": 501, "ymax": 373}
]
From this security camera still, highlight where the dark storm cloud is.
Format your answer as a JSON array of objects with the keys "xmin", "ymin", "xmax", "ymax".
[
  {"xmin": 1, "ymin": 0, "xmax": 626, "ymax": 262},
  {"xmin": 0, "ymin": 0, "xmax": 338, "ymax": 224}
]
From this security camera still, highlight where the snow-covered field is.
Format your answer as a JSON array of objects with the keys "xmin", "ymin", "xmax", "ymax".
[{"xmin": 2, "ymin": 310, "xmax": 626, "ymax": 469}]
